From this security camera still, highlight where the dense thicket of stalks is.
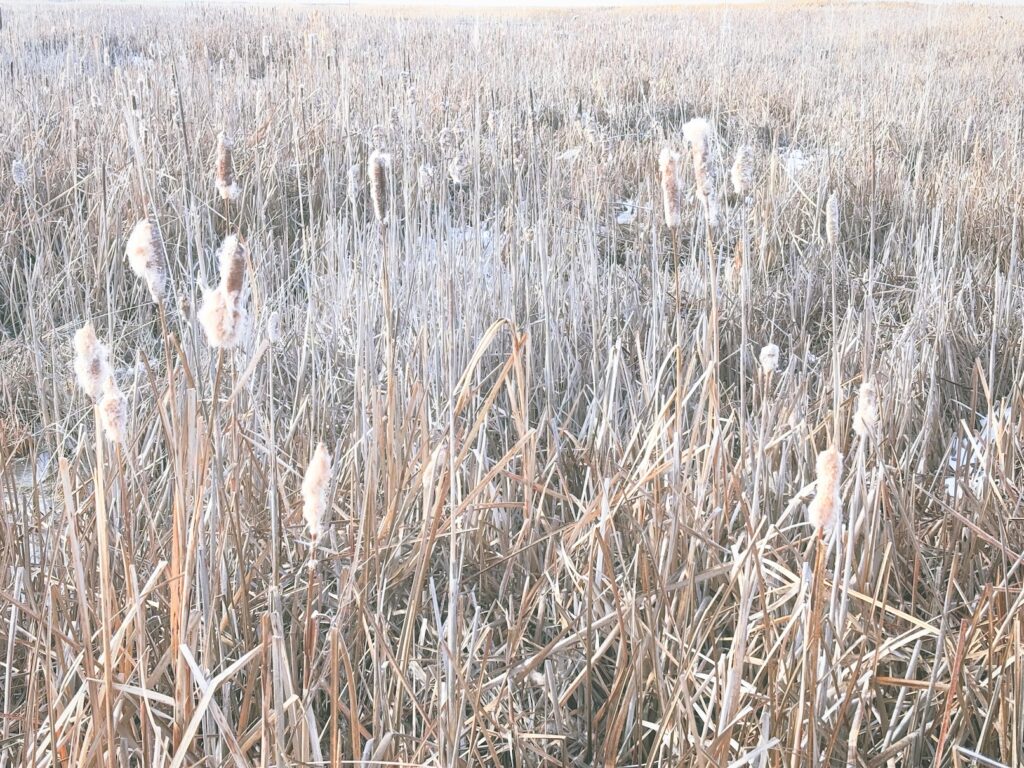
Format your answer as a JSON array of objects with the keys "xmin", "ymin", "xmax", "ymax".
[{"xmin": 2, "ymin": 4, "xmax": 1024, "ymax": 766}]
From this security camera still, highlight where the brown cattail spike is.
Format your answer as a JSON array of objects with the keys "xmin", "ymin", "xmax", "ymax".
[
  {"xmin": 658, "ymin": 147, "xmax": 683, "ymax": 228},
  {"xmin": 215, "ymin": 131, "xmax": 240, "ymax": 201},
  {"xmin": 368, "ymin": 150, "xmax": 391, "ymax": 223}
]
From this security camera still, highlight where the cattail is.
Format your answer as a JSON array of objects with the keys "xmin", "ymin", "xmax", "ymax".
[
  {"xmin": 197, "ymin": 234, "xmax": 249, "ymax": 349},
  {"xmin": 346, "ymin": 163, "xmax": 361, "ymax": 206},
  {"xmin": 215, "ymin": 131, "xmax": 240, "ymax": 201},
  {"xmin": 826, "ymin": 192, "xmax": 840, "ymax": 248},
  {"xmin": 11, "ymin": 159, "xmax": 27, "ymax": 186},
  {"xmin": 125, "ymin": 218, "xmax": 167, "ymax": 303},
  {"xmin": 301, "ymin": 442, "xmax": 332, "ymax": 542},
  {"xmin": 448, "ymin": 153, "xmax": 470, "ymax": 187},
  {"xmin": 73, "ymin": 322, "xmax": 112, "ymax": 400},
  {"xmin": 807, "ymin": 447, "xmax": 843, "ymax": 533},
  {"xmin": 853, "ymin": 379, "xmax": 879, "ymax": 439},
  {"xmin": 683, "ymin": 117, "xmax": 720, "ymax": 227},
  {"xmin": 267, "ymin": 310, "xmax": 282, "ymax": 344},
  {"xmin": 368, "ymin": 150, "xmax": 390, "ymax": 222},
  {"xmin": 197, "ymin": 286, "xmax": 246, "ymax": 351},
  {"xmin": 759, "ymin": 343, "xmax": 780, "ymax": 375},
  {"xmin": 217, "ymin": 234, "xmax": 247, "ymax": 297},
  {"xmin": 731, "ymin": 145, "xmax": 754, "ymax": 197},
  {"xmin": 658, "ymin": 147, "xmax": 683, "ymax": 228},
  {"xmin": 99, "ymin": 377, "xmax": 128, "ymax": 444}
]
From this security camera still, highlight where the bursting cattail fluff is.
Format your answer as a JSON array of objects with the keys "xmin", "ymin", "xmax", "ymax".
[
  {"xmin": 301, "ymin": 443, "xmax": 332, "ymax": 541},
  {"xmin": 759, "ymin": 343, "xmax": 780, "ymax": 375},
  {"xmin": 683, "ymin": 118, "xmax": 720, "ymax": 227},
  {"xmin": 658, "ymin": 147, "xmax": 683, "ymax": 228},
  {"xmin": 215, "ymin": 131, "xmax": 240, "ymax": 201},
  {"xmin": 73, "ymin": 322, "xmax": 112, "ymax": 401},
  {"xmin": 826, "ymin": 192, "xmax": 840, "ymax": 248},
  {"xmin": 368, "ymin": 150, "xmax": 390, "ymax": 222},
  {"xmin": 448, "ymin": 153, "xmax": 470, "ymax": 187},
  {"xmin": 731, "ymin": 145, "xmax": 754, "ymax": 198},
  {"xmin": 197, "ymin": 235, "xmax": 249, "ymax": 349},
  {"xmin": 99, "ymin": 377, "xmax": 128, "ymax": 444},
  {"xmin": 853, "ymin": 379, "xmax": 879, "ymax": 439},
  {"xmin": 125, "ymin": 218, "xmax": 167, "ymax": 303},
  {"xmin": 807, "ymin": 447, "xmax": 843, "ymax": 533},
  {"xmin": 218, "ymin": 234, "xmax": 247, "ymax": 297}
]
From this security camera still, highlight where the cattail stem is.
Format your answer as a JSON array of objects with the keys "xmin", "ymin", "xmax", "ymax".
[{"xmin": 93, "ymin": 407, "xmax": 117, "ymax": 768}]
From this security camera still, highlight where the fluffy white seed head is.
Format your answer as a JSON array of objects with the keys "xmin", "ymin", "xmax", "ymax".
[
  {"xmin": 807, "ymin": 447, "xmax": 843, "ymax": 533},
  {"xmin": 99, "ymin": 377, "xmax": 128, "ymax": 444},
  {"xmin": 198, "ymin": 235, "xmax": 249, "ymax": 349},
  {"xmin": 198, "ymin": 285, "xmax": 247, "ymax": 349},
  {"xmin": 215, "ymin": 131, "xmax": 240, "ymax": 201},
  {"xmin": 658, "ymin": 147, "xmax": 683, "ymax": 228},
  {"xmin": 267, "ymin": 310, "xmax": 282, "ymax": 344},
  {"xmin": 301, "ymin": 443, "xmax": 332, "ymax": 541},
  {"xmin": 73, "ymin": 322, "xmax": 112, "ymax": 401},
  {"xmin": 853, "ymin": 379, "xmax": 879, "ymax": 439},
  {"xmin": 125, "ymin": 218, "xmax": 167, "ymax": 303},
  {"xmin": 826, "ymin": 192, "xmax": 840, "ymax": 248},
  {"xmin": 759, "ymin": 343, "xmax": 780, "ymax": 375},
  {"xmin": 448, "ymin": 153, "xmax": 470, "ymax": 187},
  {"xmin": 11, "ymin": 159, "xmax": 27, "ymax": 186},
  {"xmin": 731, "ymin": 145, "xmax": 755, "ymax": 197},
  {"xmin": 368, "ymin": 150, "xmax": 391, "ymax": 222},
  {"xmin": 683, "ymin": 117, "xmax": 720, "ymax": 227}
]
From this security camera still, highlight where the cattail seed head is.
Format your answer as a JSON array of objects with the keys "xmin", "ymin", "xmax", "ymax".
[
  {"xmin": 217, "ymin": 234, "xmax": 247, "ymax": 298},
  {"xmin": 807, "ymin": 447, "xmax": 843, "ymax": 533},
  {"xmin": 448, "ymin": 153, "xmax": 470, "ymax": 187},
  {"xmin": 267, "ymin": 310, "xmax": 282, "ymax": 344},
  {"xmin": 826, "ymin": 192, "xmax": 840, "ymax": 248},
  {"xmin": 759, "ymin": 343, "xmax": 780, "ymax": 375},
  {"xmin": 125, "ymin": 218, "xmax": 167, "ymax": 303},
  {"xmin": 301, "ymin": 442, "xmax": 332, "ymax": 541},
  {"xmin": 731, "ymin": 145, "xmax": 754, "ymax": 197},
  {"xmin": 658, "ymin": 146, "xmax": 683, "ymax": 228},
  {"xmin": 11, "ymin": 159, "xmax": 27, "ymax": 186},
  {"xmin": 99, "ymin": 377, "xmax": 128, "ymax": 444},
  {"xmin": 197, "ymin": 286, "xmax": 237, "ymax": 349},
  {"xmin": 853, "ymin": 379, "xmax": 879, "ymax": 439},
  {"xmin": 683, "ymin": 117, "xmax": 720, "ymax": 227},
  {"xmin": 73, "ymin": 322, "xmax": 112, "ymax": 401},
  {"xmin": 368, "ymin": 150, "xmax": 390, "ymax": 222},
  {"xmin": 215, "ymin": 131, "xmax": 240, "ymax": 201},
  {"xmin": 197, "ymin": 234, "xmax": 249, "ymax": 349}
]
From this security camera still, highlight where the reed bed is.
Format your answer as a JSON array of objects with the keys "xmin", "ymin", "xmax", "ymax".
[{"xmin": 2, "ymin": 3, "xmax": 1024, "ymax": 766}]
